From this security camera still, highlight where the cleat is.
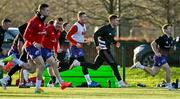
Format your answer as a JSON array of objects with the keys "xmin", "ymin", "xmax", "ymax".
[
  {"xmin": 47, "ymin": 83, "xmax": 55, "ymax": 87},
  {"xmin": 119, "ymin": 81, "xmax": 129, "ymax": 88},
  {"xmin": 34, "ymin": 88, "xmax": 44, "ymax": 94},
  {"xmin": 165, "ymin": 84, "xmax": 176, "ymax": 91},
  {"xmin": 69, "ymin": 60, "xmax": 80, "ymax": 69},
  {"xmin": 19, "ymin": 83, "xmax": 30, "ymax": 88},
  {"xmin": 88, "ymin": 81, "xmax": 100, "ymax": 87},
  {"xmin": 130, "ymin": 61, "xmax": 141, "ymax": 70},
  {"xmin": 60, "ymin": 82, "xmax": 72, "ymax": 90},
  {"xmin": 0, "ymin": 78, "xmax": 7, "ymax": 90}
]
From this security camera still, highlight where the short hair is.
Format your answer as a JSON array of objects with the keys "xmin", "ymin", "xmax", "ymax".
[
  {"xmin": 57, "ymin": 17, "xmax": 63, "ymax": 22},
  {"xmin": 108, "ymin": 14, "xmax": 119, "ymax": 21},
  {"xmin": 62, "ymin": 22, "xmax": 69, "ymax": 29},
  {"xmin": 162, "ymin": 24, "xmax": 172, "ymax": 30},
  {"xmin": 37, "ymin": 3, "xmax": 49, "ymax": 11},
  {"xmin": 48, "ymin": 19, "xmax": 54, "ymax": 24},
  {"xmin": 77, "ymin": 11, "xmax": 86, "ymax": 17},
  {"xmin": 2, "ymin": 18, "xmax": 11, "ymax": 25}
]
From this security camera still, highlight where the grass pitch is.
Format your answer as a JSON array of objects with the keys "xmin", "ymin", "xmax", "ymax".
[{"xmin": 0, "ymin": 87, "xmax": 179, "ymax": 99}]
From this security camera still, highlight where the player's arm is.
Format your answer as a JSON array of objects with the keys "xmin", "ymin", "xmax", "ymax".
[
  {"xmin": 23, "ymin": 20, "xmax": 36, "ymax": 43},
  {"xmin": 151, "ymin": 40, "xmax": 161, "ymax": 56},
  {"xmin": 66, "ymin": 25, "xmax": 79, "ymax": 46},
  {"xmin": 94, "ymin": 27, "xmax": 104, "ymax": 49}
]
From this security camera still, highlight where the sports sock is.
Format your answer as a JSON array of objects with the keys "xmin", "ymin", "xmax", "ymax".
[
  {"xmin": 12, "ymin": 58, "xmax": 24, "ymax": 66},
  {"xmin": 84, "ymin": 74, "xmax": 92, "ymax": 85},
  {"xmin": 4, "ymin": 75, "xmax": 10, "ymax": 82},
  {"xmin": 35, "ymin": 79, "xmax": 42, "ymax": 91},
  {"xmin": 23, "ymin": 70, "xmax": 29, "ymax": 82}
]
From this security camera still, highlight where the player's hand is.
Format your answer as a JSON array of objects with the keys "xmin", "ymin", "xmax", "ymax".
[
  {"xmin": 76, "ymin": 43, "xmax": 82, "ymax": 48},
  {"xmin": 115, "ymin": 42, "xmax": 120, "ymax": 48},
  {"xmin": 96, "ymin": 46, "xmax": 100, "ymax": 53},
  {"xmin": 33, "ymin": 42, "xmax": 42, "ymax": 49}
]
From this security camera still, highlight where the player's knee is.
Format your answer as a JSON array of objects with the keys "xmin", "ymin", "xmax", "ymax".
[{"xmin": 151, "ymin": 72, "xmax": 157, "ymax": 77}]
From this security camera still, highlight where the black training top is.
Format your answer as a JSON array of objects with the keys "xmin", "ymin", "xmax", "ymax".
[
  {"xmin": 59, "ymin": 30, "xmax": 69, "ymax": 46},
  {"xmin": 94, "ymin": 24, "xmax": 117, "ymax": 49},
  {"xmin": 155, "ymin": 34, "xmax": 175, "ymax": 55},
  {"xmin": 0, "ymin": 26, "xmax": 6, "ymax": 52},
  {"xmin": 10, "ymin": 23, "xmax": 27, "ymax": 52}
]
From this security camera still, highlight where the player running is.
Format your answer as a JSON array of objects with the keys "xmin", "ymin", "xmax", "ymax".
[
  {"xmin": 23, "ymin": 4, "xmax": 71, "ymax": 93},
  {"xmin": 70, "ymin": 14, "xmax": 128, "ymax": 88},
  {"xmin": 42, "ymin": 17, "xmax": 72, "ymax": 89},
  {"xmin": 130, "ymin": 24, "xmax": 176, "ymax": 90},
  {"xmin": 66, "ymin": 11, "xmax": 100, "ymax": 87}
]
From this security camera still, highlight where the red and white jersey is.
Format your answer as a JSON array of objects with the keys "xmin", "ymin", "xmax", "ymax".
[
  {"xmin": 72, "ymin": 22, "xmax": 86, "ymax": 43},
  {"xmin": 66, "ymin": 22, "xmax": 86, "ymax": 46}
]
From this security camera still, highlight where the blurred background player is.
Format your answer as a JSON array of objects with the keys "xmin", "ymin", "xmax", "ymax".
[
  {"xmin": 0, "ymin": 19, "xmax": 12, "ymax": 58},
  {"xmin": 130, "ymin": 24, "xmax": 176, "ymax": 90},
  {"xmin": 57, "ymin": 22, "xmax": 71, "ymax": 62}
]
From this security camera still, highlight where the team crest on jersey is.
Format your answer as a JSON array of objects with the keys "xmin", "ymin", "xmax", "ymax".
[{"xmin": 109, "ymin": 33, "xmax": 112, "ymax": 35}]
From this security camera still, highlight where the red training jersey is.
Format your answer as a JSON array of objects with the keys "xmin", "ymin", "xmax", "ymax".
[
  {"xmin": 42, "ymin": 24, "xmax": 61, "ymax": 54},
  {"xmin": 23, "ymin": 15, "xmax": 47, "ymax": 48}
]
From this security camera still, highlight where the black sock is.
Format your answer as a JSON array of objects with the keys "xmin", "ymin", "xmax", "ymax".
[
  {"xmin": 8, "ymin": 65, "xmax": 22, "ymax": 77},
  {"xmin": 49, "ymin": 76, "xmax": 56, "ymax": 84}
]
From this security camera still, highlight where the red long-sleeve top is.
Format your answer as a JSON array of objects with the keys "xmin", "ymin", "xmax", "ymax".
[
  {"xmin": 42, "ymin": 24, "xmax": 61, "ymax": 55},
  {"xmin": 23, "ymin": 16, "xmax": 46, "ymax": 48}
]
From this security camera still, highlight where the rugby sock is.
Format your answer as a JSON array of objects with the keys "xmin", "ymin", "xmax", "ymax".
[
  {"xmin": 12, "ymin": 58, "xmax": 24, "ymax": 66},
  {"xmin": 167, "ymin": 83, "xmax": 172, "ymax": 87},
  {"xmin": 50, "ymin": 76, "xmax": 56, "ymax": 84},
  {"xmin": 4, "ymin": 75, "xmax": 10, "ymax": 82},
  {"xmin": 138, "ymin": 65, "xmax": 145, "ymax": 69},
  {"xmin": 84, "ymin": 74, "xmax": 92, "ymax": 85},
  {"xmin": 0, "ymin": 61, "xmax": 5, "ymax": 67},
  {"xmin": 57, "ymin": 76, "xmax": 64, "ymax": 84},
  {"xmin": 118, "ymin": 80, "xmax": 125, "ymax": 86},
  {"xmin": 35, "ymin": 79, "xmax": 42, "ymax": 91},
  {"xmin": 23, "ymin": 70, "xmax": 29, "ymax": 82}
]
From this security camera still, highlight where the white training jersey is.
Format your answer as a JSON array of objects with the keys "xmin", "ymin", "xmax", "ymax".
[{"xmin": 72, "ymin": 22, "xmax": 86, "ymax": 43}]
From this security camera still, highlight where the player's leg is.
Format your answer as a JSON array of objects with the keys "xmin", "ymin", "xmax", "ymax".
[
  {"xmin": 33, "ymin": 56, "xmax": 45, "ymax": 93},
  {"xmin": 101, "ymin": 50, "xmax": 127, "ymax": 87},
  {"xmin": 131, "ymin": 55, "xmax": 165, "ymax": 76},
  {"xmin": 18, "ymin": 69, "xmax": 30, "ymax": 88},
  {"xmin": 25, "ymin": 45, "xmax": 45, "ymax": 93},
  {"xmin": 47, "ymin": 66, "xmax": 56, "ymax": 87},
  {"xmin": 162, "ymin": 63, "xmax": 174, "ymax": 90},
  {"xmin": 42, "ymin": 48, "xmax": 71, "ymax": 90}
]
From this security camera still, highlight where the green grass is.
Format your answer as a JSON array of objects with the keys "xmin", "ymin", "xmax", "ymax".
[
  {"xmin": 126, "ymin": 67, "xmax": 180, "ymax": 87},
  {"xmin": 3, "ymin": 67, "xmax": 180, "ymax": 87},
  {"xmin": 0, "ymin": 87, "xmax": 179, "ymax": 99},
  {"xmin": 1, "ymin": 67, "xmax": 180, "ymax": 99}
]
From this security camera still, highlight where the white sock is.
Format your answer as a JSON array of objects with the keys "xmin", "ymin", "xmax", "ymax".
[
  {"xmin": 4, "ymin": 75, "xmax": 10, "ymax": 82},
  {"xmin": 57, "ymin": 76, "xmax": 64, "ymax": 84},
  {"xmin": 138, "ymin": 65, "xmax": 145, "ymax": 69},
  {"xmin": 167, "ymin": 83, "xmax": 172, "ymax": 87},
  {"xmin": 118, "ymin": 80, "xmax": 124, "ymax": 85},
  {"xmin": 12, "ymin": 58, "xmax": 24, "ymax": 66},
  {"xmin": 84, "ymin": 74, "xmax": 92, "ymax": 85},
  {"xmin": 23, "ymin": 70, "xmax": 29, "ymax": 82},
  {"xmin": 35, "ymin": 79, "xmax": 42, "ymax": 91},
  {"xmin": 0, "ymin": 61, "xmax": 5, "ymax": 67}
]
